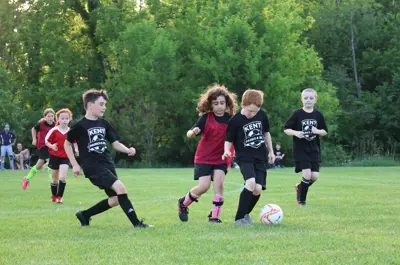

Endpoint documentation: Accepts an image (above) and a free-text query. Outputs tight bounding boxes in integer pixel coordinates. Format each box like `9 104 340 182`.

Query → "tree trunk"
350 8 361 97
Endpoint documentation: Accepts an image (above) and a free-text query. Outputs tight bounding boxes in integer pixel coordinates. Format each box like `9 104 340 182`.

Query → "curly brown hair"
196 84 238 116
241 89 264 107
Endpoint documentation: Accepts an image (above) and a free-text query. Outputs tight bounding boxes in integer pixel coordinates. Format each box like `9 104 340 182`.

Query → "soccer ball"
259 204 283 225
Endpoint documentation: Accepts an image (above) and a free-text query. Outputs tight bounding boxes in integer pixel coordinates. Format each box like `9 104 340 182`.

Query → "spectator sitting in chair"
274 143 285 168
14 143 30 170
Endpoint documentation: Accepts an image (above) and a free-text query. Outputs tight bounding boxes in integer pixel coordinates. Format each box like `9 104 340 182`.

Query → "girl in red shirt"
22 109 55 190
178 84 237 223
45 108 77 203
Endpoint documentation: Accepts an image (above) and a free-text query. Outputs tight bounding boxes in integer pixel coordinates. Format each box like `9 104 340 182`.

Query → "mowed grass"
0 167 399 265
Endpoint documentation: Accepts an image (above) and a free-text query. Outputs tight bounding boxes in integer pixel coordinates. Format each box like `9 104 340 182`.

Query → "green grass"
1 167 399 264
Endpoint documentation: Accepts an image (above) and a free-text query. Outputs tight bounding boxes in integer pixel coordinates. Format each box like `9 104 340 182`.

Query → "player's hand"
268 152 276 164
72 165 81 177
295 131 304 139
192 127 201 135
127 147 136 156
51 143 58 151
221 150 232 160
32 139 37 146
311 127 319 134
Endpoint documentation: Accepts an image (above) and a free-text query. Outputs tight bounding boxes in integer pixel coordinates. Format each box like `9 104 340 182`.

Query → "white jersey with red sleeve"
45 126 69 158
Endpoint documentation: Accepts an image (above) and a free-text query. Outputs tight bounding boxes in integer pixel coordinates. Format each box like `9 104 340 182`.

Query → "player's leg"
178 164 212 222
209 168 225 223
50 169 59 202
56 163 69 203
234 162 256 225
22 147 48 189
246 163 266 219
297 162 312 205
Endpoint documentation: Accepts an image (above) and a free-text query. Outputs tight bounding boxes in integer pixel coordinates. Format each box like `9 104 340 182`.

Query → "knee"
109 196 119 207
199 182 211 193
253 185 262 196
113 181 127 194
245 179 256 192
311 173 319 182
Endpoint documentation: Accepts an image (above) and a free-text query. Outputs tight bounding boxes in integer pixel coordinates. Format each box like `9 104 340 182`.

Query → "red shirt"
37 121 54 149
45 126 69 158
195 112 230 165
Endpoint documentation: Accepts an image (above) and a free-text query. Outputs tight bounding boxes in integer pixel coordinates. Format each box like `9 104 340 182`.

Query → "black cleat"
297 201 307 206
178 197 189 222
134 219 154 229
76 211 91 226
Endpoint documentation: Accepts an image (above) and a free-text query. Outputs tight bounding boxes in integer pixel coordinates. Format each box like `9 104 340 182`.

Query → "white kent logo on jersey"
243 121 265 149
302 119 317 141
87 127 107 153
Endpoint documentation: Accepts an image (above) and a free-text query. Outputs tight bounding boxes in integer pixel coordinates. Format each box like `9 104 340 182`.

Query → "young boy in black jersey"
64 89 153 228
222 89 275 226
284 88 328 206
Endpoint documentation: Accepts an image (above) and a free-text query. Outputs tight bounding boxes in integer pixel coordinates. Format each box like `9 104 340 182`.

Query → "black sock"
57 181 66 197
118 194 140 226
308 180 315 187
83 199 111 219
235 188 253 221
299 178 310 202
247 194 261 214
50 183 58 196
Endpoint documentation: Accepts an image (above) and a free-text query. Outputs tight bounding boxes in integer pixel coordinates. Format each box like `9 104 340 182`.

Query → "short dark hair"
82 89 109 110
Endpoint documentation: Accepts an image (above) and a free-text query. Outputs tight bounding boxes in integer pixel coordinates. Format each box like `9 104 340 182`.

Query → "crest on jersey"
302 119 317 141
243 121 265 149
87 127 107 153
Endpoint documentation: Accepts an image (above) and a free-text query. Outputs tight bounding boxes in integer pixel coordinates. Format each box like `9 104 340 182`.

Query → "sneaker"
233 218 251 227
76 211 91 226
22 176 30 190
56 197 63 204
178 197 189 222
295 183 300 202
51 196 57 203
244 214 253 225
134 219 154 229
297 201 307 206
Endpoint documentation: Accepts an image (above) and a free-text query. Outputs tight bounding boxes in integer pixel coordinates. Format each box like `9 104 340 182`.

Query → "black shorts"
295 161 320 173
86 167 118 197
38 147 50 160
48 155 69 170
194 163 227 180
238 161 267 190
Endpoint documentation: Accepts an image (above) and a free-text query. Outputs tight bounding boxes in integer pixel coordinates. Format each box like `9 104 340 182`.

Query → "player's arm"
312 127 327 136
65 139 81 176
73 142 79 156
187 114 206 139
31 127 37 146
222 141 233 160
264 132 275 164
111 141 136 156
45 129 57 150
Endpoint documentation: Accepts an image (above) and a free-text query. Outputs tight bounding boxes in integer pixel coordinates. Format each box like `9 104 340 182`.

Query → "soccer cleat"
178 197 189 222
51 196 57 203
207 212 222 223
233 218 251 227
244 214 253 225
134 219 154 229
208 218 223 223
76 211 91 226
56 197 63 204
295 183 300 202
297 201 307 206
22 176 30 190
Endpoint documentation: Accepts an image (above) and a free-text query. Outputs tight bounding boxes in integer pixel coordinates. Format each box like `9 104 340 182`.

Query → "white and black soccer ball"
260 204 283 225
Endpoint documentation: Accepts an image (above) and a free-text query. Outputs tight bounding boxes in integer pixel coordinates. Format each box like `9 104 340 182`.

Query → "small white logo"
128 208 134 213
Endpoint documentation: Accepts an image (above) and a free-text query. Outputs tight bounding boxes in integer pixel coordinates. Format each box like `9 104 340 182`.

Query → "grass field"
0 167 399 265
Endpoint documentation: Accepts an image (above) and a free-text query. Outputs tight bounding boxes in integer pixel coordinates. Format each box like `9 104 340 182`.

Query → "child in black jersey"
65 89 153 228
284 88 328 206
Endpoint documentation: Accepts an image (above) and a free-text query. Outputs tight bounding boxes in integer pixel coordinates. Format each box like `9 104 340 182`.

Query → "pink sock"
211 194 224 219
183 192 199 207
